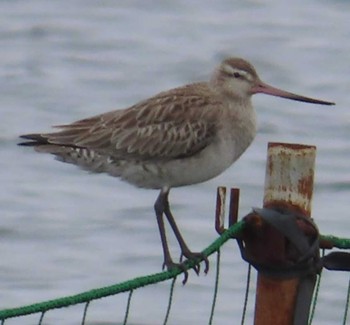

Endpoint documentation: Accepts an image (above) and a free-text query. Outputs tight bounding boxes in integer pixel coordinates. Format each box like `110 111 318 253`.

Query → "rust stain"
255 276 299 325
264 200 310 218
297 172 314 201
268 142 316 151
229 188 240 226
280 185 288 192
268 154 274 175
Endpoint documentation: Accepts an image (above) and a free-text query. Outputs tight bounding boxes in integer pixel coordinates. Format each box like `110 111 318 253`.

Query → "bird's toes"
181 270 189 285
163 259 189 284
203 255 210 274
192 263 200 275
162 252 209 284
182 251 209 275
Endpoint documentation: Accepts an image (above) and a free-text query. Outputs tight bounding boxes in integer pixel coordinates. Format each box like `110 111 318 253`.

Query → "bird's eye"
233 72 241 78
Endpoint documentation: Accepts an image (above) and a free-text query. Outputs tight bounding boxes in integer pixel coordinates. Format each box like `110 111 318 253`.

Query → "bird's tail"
18 133 123 176
18 133 50 146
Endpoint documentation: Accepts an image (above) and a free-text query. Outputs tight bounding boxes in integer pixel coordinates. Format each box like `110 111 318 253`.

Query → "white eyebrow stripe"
222 64 253 81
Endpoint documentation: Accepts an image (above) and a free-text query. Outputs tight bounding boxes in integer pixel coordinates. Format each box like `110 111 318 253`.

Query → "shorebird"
19 57 334 282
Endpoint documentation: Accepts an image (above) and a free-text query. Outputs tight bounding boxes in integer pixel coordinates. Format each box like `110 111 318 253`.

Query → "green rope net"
0 220 349 323
0 221 245 321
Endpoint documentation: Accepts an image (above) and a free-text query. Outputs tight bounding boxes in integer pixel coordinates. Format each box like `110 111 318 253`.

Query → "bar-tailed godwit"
19 57 334 282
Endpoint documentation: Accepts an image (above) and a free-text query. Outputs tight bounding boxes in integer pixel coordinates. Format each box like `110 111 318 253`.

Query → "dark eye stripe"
221 69 242 78
221 67 250 80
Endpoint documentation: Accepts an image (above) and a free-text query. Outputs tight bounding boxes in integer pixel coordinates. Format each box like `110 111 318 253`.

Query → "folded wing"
19 85 221 163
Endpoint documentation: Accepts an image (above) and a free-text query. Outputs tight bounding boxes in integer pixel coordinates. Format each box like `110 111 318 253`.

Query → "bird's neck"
223 98 257 155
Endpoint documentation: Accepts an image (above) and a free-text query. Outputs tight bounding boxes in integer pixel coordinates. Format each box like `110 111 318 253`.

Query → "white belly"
119 126 256 189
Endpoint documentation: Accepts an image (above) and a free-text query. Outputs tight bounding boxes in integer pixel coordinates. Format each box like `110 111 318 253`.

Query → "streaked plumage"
19 57 334 282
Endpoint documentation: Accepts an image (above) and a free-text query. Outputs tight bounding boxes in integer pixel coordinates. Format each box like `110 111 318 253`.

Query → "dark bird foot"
180 251 209 275
163 259 190 284
163 252 209 284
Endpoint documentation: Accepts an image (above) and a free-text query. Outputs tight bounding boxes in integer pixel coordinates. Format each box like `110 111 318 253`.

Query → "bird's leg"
154 189 189 284
161 191 209 275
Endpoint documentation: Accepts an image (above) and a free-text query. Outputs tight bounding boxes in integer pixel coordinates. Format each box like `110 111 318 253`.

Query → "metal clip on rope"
237 207 321 278
236 207 350 325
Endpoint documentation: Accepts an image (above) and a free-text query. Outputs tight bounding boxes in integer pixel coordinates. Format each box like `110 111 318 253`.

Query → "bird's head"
211 58 258 100
211 57 335 106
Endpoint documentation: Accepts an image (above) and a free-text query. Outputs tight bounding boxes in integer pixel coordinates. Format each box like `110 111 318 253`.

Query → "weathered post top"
264 142 316 216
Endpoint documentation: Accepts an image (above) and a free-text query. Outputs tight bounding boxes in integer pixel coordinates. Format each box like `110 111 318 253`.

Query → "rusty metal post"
254 142 316 325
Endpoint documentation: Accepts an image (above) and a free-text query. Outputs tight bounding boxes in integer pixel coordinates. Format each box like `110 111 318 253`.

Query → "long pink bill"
252 81 335 106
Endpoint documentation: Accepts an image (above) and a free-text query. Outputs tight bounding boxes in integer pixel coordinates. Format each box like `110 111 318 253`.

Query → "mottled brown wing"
24 84 221 161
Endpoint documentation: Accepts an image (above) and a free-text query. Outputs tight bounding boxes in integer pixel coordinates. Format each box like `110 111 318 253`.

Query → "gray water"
1 1 350 324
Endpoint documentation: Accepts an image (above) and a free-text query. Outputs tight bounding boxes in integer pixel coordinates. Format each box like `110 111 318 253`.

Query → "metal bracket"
215 187 240 234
